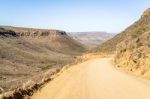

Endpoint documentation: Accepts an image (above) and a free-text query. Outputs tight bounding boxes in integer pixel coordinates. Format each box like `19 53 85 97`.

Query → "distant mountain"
68 32 115 48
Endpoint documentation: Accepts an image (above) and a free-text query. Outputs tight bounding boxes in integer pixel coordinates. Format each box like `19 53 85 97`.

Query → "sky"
0 0 150 33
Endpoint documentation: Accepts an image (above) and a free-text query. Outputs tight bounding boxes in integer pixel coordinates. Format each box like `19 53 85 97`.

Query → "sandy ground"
32 57 150 99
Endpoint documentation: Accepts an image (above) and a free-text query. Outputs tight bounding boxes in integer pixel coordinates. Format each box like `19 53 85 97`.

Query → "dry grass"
114 8 150 80
0 26 86 94
93 8 150 53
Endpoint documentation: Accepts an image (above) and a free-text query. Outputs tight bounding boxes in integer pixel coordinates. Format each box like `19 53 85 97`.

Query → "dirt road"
32 57 150 99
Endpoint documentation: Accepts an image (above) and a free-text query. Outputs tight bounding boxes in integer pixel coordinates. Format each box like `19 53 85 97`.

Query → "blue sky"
0 0 150 33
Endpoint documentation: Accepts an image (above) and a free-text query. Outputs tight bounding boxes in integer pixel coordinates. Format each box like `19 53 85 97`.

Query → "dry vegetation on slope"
0 26 86 93
93 8 150 53
114 8 150 79
91 8 150 80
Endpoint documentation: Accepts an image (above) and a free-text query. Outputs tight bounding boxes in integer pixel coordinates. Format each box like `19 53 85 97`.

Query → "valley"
0 26 86 93
68 32 115 48
0 5 150 99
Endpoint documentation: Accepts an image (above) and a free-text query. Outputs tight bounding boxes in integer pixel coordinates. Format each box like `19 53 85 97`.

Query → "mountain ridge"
68 32 115 48
93 8 150 53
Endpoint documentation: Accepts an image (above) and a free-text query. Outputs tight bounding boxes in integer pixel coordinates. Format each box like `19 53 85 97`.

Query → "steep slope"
0 26 86 92
94 8 150 53
68 32 115 48
114 8 150 79
115 31 150 79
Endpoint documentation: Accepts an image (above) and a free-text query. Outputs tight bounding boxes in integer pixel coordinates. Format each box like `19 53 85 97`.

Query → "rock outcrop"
0 26 66 37
0 28 17 37
114 8 150 79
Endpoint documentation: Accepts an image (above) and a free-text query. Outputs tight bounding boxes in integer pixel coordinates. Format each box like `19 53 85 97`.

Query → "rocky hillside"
115 8 150 79
68 32 115 48
0 26 86 92
94 8 150 53
0 26 85 55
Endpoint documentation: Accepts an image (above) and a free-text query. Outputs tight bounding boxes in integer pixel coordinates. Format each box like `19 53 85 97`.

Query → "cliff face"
0 28 17 37
115 8 150 79
0 26 66 37
16 30 66 37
